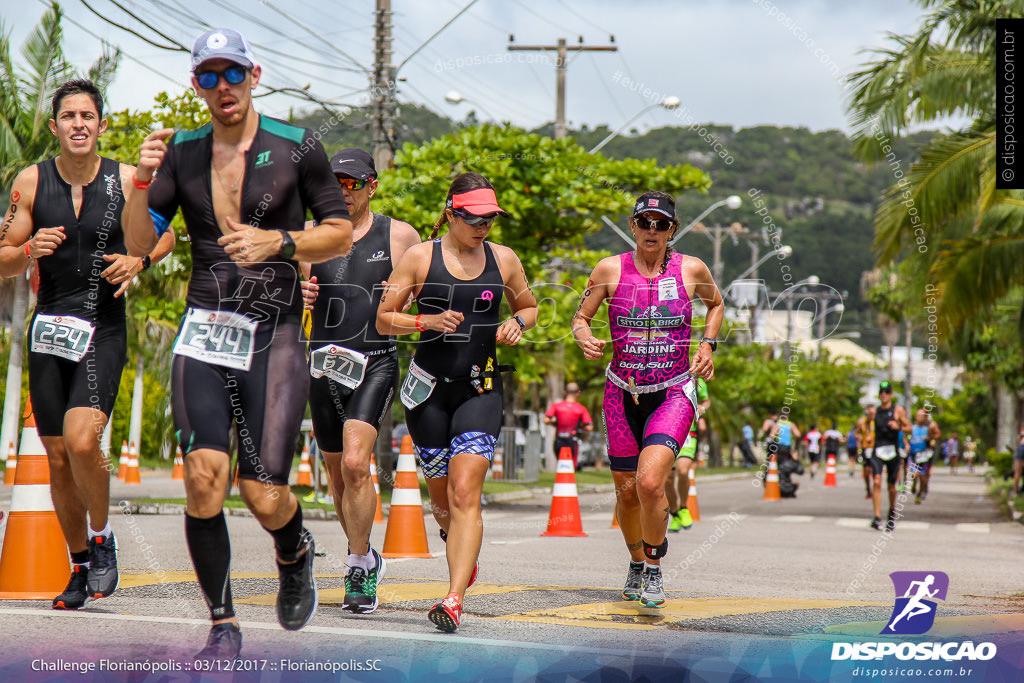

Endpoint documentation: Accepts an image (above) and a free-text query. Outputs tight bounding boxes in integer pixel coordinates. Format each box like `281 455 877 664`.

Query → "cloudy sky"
6 0 927 134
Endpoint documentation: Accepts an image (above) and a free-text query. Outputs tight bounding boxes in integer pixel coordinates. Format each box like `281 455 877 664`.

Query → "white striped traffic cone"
296 445 313 486
541 447 587 537
371 454 384 523
125 440 141 484
116 440 129 480
3 440 16 486
381 436 431 558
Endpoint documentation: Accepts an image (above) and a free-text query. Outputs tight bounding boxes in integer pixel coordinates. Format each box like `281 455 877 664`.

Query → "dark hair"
52 79 104 120
632 190 680 274
430 172 494 240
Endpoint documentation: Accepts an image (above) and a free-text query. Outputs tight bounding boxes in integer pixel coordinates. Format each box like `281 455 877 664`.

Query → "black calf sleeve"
266 504 305 559
185 512 234 620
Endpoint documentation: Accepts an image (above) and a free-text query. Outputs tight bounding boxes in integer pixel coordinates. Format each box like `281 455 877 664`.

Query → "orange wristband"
415 314 425 332
132 172 152 190
25 242 32 259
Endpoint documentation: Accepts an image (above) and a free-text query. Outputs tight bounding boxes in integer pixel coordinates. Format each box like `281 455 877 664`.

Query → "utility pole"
372 0 395 170
508 38 616 139
693 222 762 287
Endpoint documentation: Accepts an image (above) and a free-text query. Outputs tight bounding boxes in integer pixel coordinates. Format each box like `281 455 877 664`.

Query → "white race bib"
172 308 257 371
30 314 95 362
658 277 679 301
309 344 368 390
915 448 934 464
400 360 437 410
874 444 898 462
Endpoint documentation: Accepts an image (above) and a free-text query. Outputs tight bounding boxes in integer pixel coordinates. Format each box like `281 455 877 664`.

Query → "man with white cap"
123 28 352 659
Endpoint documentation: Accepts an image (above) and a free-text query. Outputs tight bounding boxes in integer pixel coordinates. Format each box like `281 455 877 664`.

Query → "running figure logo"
881 571 949 635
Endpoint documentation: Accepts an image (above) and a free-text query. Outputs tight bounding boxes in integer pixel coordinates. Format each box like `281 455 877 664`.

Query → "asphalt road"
0 465 1021 682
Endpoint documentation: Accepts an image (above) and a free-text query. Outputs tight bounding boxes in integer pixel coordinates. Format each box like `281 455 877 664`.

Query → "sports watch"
514 315 527 331
700 337 718 352
276 230 296 259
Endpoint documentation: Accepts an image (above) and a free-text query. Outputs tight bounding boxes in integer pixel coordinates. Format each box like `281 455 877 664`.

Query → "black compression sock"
70 549 89 565
266 504 305 559
185 512 234 620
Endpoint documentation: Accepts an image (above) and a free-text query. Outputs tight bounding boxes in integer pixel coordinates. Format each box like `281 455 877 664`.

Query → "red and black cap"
633 192 675 219
447 187 509 217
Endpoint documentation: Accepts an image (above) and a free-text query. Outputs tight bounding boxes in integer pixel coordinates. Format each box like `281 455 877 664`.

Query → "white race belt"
30 314 95 362
310 344 368 390
172 308 257 371
400 360 437 410
874 444 899 462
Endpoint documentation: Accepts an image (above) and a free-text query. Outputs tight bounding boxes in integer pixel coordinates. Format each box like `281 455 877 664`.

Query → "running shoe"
428 595 462 633
87 533 118 598
870 516 882 530
622 561 644 600
53 565 89 610
915 494 922 505
667 512 682 533
678 508 694 530
886 509 896 532
276 532 317 630
344 548 387 614
195 622 242 660
639 565 666 608
896 484 906 493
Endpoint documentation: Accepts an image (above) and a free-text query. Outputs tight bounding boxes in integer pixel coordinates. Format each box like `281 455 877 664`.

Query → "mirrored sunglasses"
195 66 248 90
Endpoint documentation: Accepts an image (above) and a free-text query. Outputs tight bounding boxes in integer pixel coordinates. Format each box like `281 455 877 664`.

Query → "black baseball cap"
879 381 894 394
330 148 377 180
633 192 675 219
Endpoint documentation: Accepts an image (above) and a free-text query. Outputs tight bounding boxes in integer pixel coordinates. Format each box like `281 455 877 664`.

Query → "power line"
586 51 627 122
257 0 369 74
510 0 578 35
554 0 615 36
79 0 185 51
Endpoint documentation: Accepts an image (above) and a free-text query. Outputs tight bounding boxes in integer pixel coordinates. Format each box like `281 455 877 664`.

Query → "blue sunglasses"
195 66 248 90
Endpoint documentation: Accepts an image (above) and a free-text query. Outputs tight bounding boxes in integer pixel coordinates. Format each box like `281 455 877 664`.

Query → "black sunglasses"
195 66 248 90
635 215 674 232
453 209 497 227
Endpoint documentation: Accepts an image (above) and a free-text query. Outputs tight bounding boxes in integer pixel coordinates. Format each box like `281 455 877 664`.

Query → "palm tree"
846 0 1024 454
0 2 119 456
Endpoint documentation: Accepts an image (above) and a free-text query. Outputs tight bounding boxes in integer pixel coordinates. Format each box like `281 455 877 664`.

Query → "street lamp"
444 90 499 123
782 275 820 356
672 195 742 243
731 244 792 282
588 96 680 154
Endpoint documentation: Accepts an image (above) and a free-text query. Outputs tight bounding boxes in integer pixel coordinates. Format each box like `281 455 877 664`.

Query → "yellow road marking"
236 581 540 607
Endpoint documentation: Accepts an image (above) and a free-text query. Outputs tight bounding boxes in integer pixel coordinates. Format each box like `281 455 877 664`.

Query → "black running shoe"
886 508 896 532
276 532 317 630
870 517 882 530
195 623 242 660
87 534 118 598
53 565 89 610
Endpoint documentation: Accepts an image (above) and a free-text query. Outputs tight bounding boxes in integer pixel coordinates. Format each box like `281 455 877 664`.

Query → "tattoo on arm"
0 203 17 244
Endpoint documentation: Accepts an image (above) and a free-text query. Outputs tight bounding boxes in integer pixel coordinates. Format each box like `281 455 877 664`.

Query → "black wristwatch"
276 230 296 259
141 255 151 271
514 315 527 331
700 337 718 352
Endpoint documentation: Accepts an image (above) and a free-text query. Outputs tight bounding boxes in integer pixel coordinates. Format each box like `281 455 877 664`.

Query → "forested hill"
292 105 936 336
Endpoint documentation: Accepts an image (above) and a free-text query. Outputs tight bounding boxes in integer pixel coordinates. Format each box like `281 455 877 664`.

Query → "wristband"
25 242 32 259
132 172 152 190
415 314 426 332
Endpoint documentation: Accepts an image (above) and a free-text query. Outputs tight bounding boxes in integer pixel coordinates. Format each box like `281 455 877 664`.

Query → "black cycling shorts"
171 319 308 486
870 447 902 485
28 315 127 437
406 376 503 479
553 436 579 461
309 351 398 453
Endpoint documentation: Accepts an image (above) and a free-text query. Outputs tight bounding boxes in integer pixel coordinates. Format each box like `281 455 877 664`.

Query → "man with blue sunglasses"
123 28 352 661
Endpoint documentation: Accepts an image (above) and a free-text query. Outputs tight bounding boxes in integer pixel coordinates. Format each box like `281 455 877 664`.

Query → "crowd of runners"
0 26 976 661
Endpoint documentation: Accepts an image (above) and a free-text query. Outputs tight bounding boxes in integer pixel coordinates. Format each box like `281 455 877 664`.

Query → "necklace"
213 164 243 194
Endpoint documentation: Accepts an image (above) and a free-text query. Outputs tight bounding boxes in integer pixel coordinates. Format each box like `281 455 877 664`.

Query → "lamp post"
782 275 819 357
588 96 680 154
444 90 499 123
673 195 742 243
725 245 792 344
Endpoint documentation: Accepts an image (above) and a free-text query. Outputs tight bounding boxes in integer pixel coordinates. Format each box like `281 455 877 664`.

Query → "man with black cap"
866 381 911 530
123 28 352 659
303 147 419 614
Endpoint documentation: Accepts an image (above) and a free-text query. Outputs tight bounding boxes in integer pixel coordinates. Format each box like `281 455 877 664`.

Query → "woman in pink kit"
571 191 724 608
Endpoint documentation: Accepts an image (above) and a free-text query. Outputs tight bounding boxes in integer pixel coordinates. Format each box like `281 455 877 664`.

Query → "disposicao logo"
831 571 997 662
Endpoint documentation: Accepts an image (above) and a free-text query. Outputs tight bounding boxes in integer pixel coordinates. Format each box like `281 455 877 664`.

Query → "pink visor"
450 188 509 217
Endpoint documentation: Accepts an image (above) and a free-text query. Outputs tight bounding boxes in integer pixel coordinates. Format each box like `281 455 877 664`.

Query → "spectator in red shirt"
544 383 594 469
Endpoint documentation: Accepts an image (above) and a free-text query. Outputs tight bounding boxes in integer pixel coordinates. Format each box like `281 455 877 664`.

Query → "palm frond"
20 2 71 140
873 126 994 261
86 41 120 97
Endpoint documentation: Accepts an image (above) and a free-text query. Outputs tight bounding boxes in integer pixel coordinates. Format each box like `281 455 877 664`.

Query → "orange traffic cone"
296 445 313 486
381 436 431 558
823 453 838 487
124 440 141 484
762 453 781 501
171 447 184 480
3 441 16 486
491 446 504 480
0 400 71 598
116 440 129 480
686 468 701 522
371 454 384 523
610 510 619 529
541 447 587 537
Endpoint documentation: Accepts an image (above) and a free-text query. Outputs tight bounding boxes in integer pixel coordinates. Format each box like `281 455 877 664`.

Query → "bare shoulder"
679 254 711 275
9 166 39 208
390 218 421 244
590 254 621 285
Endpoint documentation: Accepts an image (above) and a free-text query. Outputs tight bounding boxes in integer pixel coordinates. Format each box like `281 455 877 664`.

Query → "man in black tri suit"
122 29 352 659
0 79 174 610
867 381 910 531
303 148 419 614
